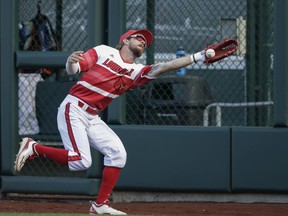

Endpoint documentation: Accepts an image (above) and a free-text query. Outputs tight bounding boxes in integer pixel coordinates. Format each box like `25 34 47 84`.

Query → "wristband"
190 54 197 64
193 51 205 62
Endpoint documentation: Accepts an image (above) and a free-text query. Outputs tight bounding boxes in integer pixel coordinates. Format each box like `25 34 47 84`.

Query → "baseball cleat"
89 201 127 215
14 137 38 172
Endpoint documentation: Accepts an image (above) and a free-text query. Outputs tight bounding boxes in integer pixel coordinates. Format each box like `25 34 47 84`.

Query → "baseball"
206 49 215 58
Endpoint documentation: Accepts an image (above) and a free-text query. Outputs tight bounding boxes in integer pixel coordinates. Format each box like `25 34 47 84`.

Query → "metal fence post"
258 1 273 126
86 0 107 178
273 0 288 127
247 0 273 126
0 0 18 175
106 0 127 125
146 0 155 65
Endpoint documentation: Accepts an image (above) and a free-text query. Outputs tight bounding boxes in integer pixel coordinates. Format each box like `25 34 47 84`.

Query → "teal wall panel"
111 125 230 192
232 127 288 192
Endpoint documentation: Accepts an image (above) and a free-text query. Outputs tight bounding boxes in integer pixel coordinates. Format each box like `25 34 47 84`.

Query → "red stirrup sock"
34 144 69 166
96 166 121 204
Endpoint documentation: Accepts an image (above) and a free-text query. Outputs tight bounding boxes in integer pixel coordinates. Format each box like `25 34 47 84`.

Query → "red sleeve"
79 48 98 72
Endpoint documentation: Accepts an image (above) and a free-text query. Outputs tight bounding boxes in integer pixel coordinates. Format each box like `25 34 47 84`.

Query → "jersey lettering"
103 58 134 76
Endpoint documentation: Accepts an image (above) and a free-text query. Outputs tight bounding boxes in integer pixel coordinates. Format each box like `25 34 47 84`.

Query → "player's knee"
68 155 92 171
115 146 127 168
78 158 92 170
104 146 127 168
112 147 127 168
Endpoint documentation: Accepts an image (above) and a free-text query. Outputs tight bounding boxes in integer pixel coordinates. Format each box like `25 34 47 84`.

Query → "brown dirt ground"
1 195 288 216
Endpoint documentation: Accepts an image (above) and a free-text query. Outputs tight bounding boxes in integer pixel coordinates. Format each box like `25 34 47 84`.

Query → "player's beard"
129 44 144 58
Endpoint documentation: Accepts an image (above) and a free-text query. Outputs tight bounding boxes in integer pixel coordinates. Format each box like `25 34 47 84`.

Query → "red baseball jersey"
69 45 155 110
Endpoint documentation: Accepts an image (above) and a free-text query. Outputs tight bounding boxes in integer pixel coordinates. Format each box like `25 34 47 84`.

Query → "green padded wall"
111 125 230 192
232 127 288 192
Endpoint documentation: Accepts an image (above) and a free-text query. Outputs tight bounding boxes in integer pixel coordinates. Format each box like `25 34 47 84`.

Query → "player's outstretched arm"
148 38 238 77
148 50 205 77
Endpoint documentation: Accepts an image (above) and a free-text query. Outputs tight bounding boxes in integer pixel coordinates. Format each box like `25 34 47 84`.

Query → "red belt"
78 101 98 115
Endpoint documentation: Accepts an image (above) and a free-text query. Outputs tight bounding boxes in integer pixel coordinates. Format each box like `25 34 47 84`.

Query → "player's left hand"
69 51 85 64
204 39 238 64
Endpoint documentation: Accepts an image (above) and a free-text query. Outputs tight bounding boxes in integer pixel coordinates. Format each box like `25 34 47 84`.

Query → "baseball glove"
204 38 238 64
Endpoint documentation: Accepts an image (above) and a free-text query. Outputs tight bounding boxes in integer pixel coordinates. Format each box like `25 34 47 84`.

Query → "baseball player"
15 29 209 215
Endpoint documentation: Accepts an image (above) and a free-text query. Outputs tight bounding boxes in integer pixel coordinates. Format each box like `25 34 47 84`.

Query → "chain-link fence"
18 0 87 135
17 0 274 176
18 0 88 177
126 0 273 127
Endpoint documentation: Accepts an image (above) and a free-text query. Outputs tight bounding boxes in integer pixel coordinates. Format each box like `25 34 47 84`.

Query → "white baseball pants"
57 95 127 171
